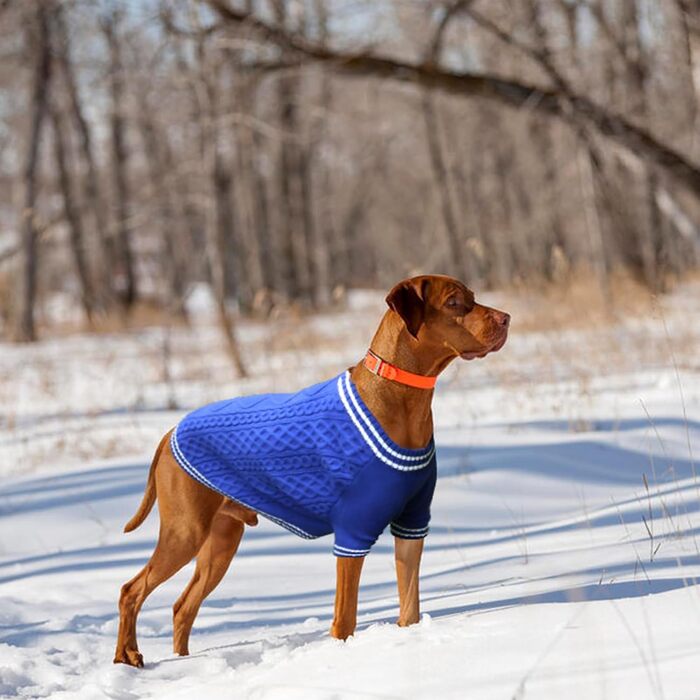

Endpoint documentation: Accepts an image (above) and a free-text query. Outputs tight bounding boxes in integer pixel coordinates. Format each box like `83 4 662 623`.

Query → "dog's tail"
124 430 170 533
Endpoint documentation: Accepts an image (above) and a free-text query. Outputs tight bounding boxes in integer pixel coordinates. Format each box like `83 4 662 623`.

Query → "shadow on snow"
0 416 697 650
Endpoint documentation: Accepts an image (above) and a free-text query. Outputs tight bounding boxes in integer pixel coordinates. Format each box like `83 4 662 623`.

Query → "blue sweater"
171 371 436 557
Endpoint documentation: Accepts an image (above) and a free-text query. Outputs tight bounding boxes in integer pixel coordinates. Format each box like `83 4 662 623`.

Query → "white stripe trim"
391 531 428 539
170 428 317 540
390 523 429 533
333 547 369 557
337 377 435 472
390 524 429 539
343 372 433 462
334 544 371 554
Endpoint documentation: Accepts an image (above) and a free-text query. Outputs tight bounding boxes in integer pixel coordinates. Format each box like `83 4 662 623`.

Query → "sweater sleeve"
331 456 438 556
390 463 437 540
331 467 395 557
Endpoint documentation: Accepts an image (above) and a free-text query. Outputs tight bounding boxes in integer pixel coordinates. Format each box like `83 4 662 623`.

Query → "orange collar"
363 350 437 390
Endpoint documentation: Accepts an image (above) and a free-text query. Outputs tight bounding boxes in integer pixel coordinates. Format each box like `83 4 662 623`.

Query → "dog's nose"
494 311 510 327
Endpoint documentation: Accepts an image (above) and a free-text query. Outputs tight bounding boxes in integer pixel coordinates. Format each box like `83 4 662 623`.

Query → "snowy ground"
1 285 700 699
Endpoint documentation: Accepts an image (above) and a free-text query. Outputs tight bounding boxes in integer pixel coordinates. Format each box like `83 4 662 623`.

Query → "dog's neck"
350 311 457 449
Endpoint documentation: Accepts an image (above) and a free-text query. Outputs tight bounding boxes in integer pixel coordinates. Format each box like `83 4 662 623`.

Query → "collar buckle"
365 349 384 375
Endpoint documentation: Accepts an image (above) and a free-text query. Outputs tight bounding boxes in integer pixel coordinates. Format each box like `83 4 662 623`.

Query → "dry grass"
39 299 191 337
504 268 656 333
4 268 698 353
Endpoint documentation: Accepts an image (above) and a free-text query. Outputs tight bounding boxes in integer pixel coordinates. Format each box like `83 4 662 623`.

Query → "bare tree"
49 93 96 324
16 1 52 342
101 7 137 311
53 4 113 309
192 7 248 377
205 0 700 198
306 0 334 305
271 0 312 304
134 81 190 321
4 0 700 344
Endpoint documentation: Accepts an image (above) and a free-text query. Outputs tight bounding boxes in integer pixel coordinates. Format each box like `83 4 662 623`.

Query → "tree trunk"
276 78 306 302
421 90 466 278
624 0 666 290
309 71 333 306
190 15 248 378
136 95 189 321
237 0 273 312
305 0 333 306
250 119 274 301
54 4 113 309
49 97 96 325
17 1 52 342
230 79 265 312
299 139 318 305
524 1 568 278
675 0 700 155
273 0 311 304
102 9 137 311
211 146 248 377
484 110 517 285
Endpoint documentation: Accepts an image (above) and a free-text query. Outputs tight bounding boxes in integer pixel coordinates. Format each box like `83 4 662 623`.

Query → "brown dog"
113 274 509 667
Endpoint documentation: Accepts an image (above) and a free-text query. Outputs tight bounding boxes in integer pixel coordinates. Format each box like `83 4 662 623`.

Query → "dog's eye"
445 296 464 310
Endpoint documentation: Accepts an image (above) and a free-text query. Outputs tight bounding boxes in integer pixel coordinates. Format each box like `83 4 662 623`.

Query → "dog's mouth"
460 331 508 360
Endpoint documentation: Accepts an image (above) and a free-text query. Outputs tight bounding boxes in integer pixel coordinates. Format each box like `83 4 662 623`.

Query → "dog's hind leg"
172 509 245 656
114 443 223 667
114 527 206 667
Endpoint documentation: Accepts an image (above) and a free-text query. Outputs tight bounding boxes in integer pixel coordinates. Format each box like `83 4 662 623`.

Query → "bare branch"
425 0 477 65
204 0 700 197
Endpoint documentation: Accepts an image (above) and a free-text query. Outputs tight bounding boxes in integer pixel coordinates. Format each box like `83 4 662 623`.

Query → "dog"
113 274 509 667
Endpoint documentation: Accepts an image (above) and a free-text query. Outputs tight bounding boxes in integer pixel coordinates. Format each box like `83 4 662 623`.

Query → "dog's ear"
385 278 429 339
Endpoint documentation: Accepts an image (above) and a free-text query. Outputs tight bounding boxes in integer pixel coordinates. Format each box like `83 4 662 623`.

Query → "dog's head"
386 275 509 360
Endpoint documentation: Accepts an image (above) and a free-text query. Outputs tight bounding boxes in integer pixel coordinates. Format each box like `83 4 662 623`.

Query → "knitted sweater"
170 371 437 557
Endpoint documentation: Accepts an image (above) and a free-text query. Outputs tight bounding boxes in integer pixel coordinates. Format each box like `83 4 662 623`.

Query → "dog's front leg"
330 556 364 640
394 537 424 626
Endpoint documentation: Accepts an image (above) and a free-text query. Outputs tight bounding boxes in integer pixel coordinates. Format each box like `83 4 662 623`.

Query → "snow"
1 285 700 699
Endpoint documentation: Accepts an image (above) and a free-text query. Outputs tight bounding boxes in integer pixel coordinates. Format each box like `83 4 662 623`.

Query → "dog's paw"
113 648 144 668
396 614 420 627
330 624 354 641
